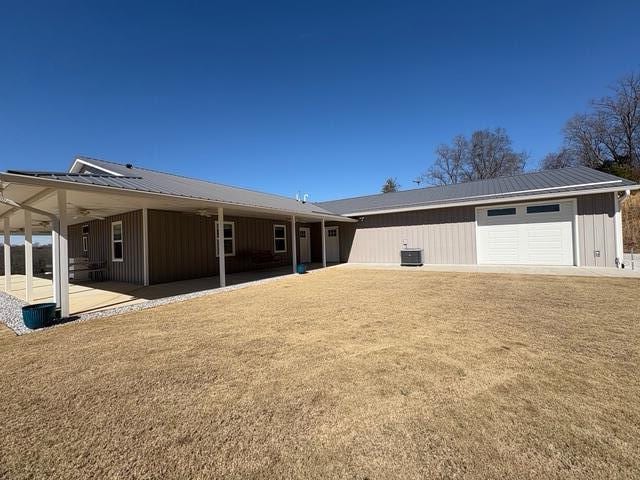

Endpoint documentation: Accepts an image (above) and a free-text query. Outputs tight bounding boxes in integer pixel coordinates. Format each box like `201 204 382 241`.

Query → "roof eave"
338 185 640 217
0 172 356 223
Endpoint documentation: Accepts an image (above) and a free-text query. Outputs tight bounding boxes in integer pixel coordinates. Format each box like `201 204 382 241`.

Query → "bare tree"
423 128 527 185
466 128 527 180
593 72 640 166
381 177 400 193
555 71 640 177
539 148 578 170
426 135 468 185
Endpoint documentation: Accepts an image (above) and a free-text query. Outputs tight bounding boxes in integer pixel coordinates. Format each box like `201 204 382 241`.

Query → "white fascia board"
0 172 356 223
341 184 640 217
69 158 124 176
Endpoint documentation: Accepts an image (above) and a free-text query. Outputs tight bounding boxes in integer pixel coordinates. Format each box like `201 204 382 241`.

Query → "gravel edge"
0 291 29 335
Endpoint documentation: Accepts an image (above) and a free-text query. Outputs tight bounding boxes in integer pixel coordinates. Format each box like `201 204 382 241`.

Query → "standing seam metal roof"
317 167 637 215
7 157 341 217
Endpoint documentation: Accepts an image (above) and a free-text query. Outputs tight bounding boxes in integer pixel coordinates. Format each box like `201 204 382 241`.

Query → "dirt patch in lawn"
1 268 639 479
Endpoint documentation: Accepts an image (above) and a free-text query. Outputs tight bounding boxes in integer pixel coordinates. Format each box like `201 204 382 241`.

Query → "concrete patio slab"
1 264 330 316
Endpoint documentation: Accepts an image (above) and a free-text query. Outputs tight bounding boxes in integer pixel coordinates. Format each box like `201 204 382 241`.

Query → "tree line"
0 245 52 276
381 71 640 193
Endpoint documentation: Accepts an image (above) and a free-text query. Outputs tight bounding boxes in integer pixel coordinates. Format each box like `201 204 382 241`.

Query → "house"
319 167 639 268
0 157 638 318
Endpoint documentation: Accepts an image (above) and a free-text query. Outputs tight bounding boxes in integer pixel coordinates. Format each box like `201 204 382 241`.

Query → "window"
327 228 337 237
82 236 88 253
215 221 235 257
82 224 89 235
487 207 516 217
526 204 560 214
273 224 287 253
111 221 123 262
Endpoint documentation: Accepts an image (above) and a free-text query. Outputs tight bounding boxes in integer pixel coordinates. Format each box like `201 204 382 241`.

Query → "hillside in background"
623 192 640 253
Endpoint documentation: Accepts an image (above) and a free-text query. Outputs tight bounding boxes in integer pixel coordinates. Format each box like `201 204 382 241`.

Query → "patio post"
3 216 10 293
24 210 33 303
142 208 149 286
217 207 226 288
321 218 327 268
57 190 70 318
291 215 297 273
52 221 60 306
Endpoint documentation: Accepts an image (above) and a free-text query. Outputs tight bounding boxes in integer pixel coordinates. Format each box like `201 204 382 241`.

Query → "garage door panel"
477 201 574 266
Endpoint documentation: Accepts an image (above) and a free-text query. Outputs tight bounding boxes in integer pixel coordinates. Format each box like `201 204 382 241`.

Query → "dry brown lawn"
1 268 639 479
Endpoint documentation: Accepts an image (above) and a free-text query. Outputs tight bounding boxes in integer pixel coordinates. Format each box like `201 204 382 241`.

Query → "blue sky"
1 0 639 207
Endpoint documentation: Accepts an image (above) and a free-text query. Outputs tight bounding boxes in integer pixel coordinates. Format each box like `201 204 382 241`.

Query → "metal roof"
318 167 638 215
3 159 637 220
3 156 344 219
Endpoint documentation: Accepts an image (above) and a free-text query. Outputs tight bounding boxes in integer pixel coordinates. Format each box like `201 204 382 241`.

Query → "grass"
1 267 639 479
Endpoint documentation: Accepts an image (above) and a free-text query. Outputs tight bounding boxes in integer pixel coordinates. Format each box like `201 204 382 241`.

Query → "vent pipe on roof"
125 163 133 169
295 192 309 204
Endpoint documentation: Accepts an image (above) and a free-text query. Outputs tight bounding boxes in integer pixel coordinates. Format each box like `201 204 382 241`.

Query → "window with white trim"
111 221 123 262
82 236 88 253
273 224 287 253
215 221 235 257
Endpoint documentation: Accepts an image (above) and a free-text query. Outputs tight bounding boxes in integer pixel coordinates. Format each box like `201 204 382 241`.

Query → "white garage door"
476 201 575 266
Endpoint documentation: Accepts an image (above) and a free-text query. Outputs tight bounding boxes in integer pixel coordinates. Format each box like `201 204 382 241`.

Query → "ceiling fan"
72 207 105 220
183 209 214 218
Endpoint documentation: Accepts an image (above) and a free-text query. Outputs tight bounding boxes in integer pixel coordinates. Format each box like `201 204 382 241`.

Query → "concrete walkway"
339 263 640 278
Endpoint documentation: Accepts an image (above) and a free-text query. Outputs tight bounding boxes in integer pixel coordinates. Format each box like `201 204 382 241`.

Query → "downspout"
614 189 631 268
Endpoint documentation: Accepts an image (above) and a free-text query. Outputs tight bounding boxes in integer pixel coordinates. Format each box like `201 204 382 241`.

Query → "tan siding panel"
341 206 476 264
577 193 616 267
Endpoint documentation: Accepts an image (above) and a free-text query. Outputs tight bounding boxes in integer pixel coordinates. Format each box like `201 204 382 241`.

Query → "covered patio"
0 158 353 321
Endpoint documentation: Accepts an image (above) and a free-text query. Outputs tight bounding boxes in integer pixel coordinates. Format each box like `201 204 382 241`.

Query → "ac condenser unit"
400 248 423 266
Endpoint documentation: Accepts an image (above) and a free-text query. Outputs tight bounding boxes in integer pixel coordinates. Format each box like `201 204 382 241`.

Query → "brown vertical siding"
577 192 616 267
147 210 296 284
337 206 477 264
68 210 144 284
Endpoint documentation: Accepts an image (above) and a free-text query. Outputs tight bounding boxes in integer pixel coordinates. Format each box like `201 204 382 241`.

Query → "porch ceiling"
0 180 353 232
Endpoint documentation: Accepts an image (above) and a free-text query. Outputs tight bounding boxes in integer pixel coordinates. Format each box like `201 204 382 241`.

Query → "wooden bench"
248 250 281 266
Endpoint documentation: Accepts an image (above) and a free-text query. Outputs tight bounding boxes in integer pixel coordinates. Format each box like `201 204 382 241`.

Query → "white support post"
291 215 297 273
217 207 226 288
321 218 327 268
57 190 70 317
24 211 33 303
142 208 149 286
52 223 60 305
3 217 10 293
